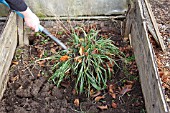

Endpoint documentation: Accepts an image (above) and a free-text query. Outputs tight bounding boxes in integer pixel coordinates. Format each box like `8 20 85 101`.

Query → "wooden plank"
0 12 17 100
23 25 30 45
144 0 166 52
25 0 128 16
0 17 7 21
129 0 169 113
17 16 24 46
39 15 126 21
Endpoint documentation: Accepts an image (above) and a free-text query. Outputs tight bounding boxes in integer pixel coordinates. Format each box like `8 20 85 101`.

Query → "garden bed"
0 19 145 113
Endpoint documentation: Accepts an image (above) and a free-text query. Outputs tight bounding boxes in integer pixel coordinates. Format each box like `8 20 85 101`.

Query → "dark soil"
0 20 145 113
0 21 5 34
150 0 170 105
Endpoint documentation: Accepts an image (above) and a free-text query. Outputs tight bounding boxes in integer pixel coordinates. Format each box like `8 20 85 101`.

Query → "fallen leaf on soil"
38 50 44 58
162 83 170 89
111 102 117 108
84 52 88 56
50 48 56 53
95 95 105 102
162 76 168 83
79 38 84 42
120 85 132 95
97 105 108 110
106 61 115 68
91 91 101 97
12 61 19 65
90 89 94 96
11 75 19 82
37 60 46 67
110 93 116 99
74 56 82 63
123 37 129 42
79 46 85 56
108 84 116 95
165 95 170 102
103 34 108 39
60 55 70 61
92 48 99 54
74 99 79 107
108 84 114 93
37 72 41 77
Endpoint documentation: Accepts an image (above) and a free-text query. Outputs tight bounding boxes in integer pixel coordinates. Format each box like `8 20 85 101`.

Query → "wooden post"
0 12 18 100
129 0 169 112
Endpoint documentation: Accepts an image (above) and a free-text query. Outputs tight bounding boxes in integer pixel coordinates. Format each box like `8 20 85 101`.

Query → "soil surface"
0 20 145 113
150 0 170 105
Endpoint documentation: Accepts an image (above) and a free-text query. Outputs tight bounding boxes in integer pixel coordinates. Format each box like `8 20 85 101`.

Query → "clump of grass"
49 27 124 94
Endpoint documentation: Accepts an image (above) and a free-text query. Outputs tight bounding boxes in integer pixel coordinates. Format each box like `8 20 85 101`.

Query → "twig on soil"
69 105 84 113
55 19 72 38
119 96 125 104
26 67 34 77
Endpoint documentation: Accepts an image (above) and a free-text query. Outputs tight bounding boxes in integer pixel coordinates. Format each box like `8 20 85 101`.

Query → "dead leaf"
38 50 44 58
97 105 108 110
74 56 82 63
111 102 117 108
50 48 56 53
162 76 168 83
110 93 116 99
79 46 85 56
92 48 99 54
74 99 79 107
60 55 70 61
84 52 88 56
120 85 132 95
90 89 94 96
79 38 84 42
37 60 46 67
162 83 170 89
37 72 41 77
108 84 115 93
12 61 19 65
107 61 114 68
91 91 101 97
103 34 108 39
11 75 19 82
95 95 105 102
123 37 129 41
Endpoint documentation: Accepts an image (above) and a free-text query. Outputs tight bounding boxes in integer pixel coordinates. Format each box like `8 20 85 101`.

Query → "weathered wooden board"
25 0 128 17
0 12 17 100
127 0 169 113
142 0 166 52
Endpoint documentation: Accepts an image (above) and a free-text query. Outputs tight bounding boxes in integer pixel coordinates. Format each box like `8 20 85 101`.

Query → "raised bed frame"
0 0 169 113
